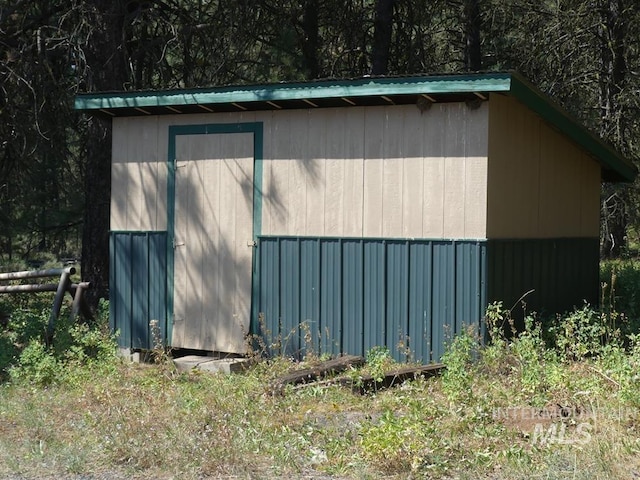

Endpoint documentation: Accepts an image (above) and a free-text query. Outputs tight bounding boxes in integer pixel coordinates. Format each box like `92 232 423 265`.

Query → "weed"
359 409 427 473
365 346 393 383
486 300 516 342
441 325 478 404
549 305 616 361
149 319 172 367
510 316 553 405
299 320 317 361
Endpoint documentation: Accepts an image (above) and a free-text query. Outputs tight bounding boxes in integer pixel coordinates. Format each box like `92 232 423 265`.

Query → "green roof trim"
74 72 636 182
74 73 512 111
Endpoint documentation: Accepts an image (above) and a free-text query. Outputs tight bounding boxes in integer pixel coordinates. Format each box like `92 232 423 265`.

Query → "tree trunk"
371 0 394 75
80 1 130 306
463 0 482 71
81 119 111 305
598 0 628 258
301 0 320 79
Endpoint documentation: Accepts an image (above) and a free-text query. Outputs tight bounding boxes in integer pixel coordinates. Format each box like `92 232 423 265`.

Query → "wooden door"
172 132 254 353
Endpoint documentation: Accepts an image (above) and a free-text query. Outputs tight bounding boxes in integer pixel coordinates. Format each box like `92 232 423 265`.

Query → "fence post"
46 269 73 345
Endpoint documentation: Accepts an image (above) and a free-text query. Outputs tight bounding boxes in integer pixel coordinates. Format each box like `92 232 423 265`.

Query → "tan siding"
172 132 253 352
491 98 541 238
382 110 404 237
116 105 489 241
538 127 582 237
111 116 163 231
362 109 385 237
342 108 365 237
289 112 309 235
257 104 488 239
422 107 446 237
464 104 490 239
487 94 601 238
324 109 347 236
443 105 466 238
443 158 465 238
303 111 326 236
580 153 601 236
402 107 425 237
110 117 129 231
259 115 274 235
267 113 294 234
463 157 488 238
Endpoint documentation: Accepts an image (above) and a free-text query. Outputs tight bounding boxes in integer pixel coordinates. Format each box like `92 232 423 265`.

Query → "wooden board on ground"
346 363 445 394
269 355 365 395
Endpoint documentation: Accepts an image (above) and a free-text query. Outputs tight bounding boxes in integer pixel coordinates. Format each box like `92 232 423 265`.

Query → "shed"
75 72 636 362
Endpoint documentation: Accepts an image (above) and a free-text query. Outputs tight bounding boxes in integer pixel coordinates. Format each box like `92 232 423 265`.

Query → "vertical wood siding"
487 95 600 239
260 104 489 240
256 236 487 363
111 117 167 231
112 104 488 240
171 132 254 352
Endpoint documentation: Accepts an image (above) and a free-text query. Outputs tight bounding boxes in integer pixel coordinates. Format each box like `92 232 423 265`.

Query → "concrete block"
173 355 253 374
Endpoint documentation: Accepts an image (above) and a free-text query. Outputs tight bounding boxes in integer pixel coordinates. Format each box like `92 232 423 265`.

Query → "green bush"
365 346 393 383
481 303 558 405
9 339 60 385
2 298 118 386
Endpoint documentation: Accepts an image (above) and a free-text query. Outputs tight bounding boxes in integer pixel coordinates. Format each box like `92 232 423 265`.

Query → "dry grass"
0 351 639 480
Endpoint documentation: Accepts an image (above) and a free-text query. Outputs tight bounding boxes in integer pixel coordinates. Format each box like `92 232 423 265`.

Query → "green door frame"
166 122 264 346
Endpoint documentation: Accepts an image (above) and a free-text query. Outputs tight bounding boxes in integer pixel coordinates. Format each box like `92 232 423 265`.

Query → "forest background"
1 0 639 306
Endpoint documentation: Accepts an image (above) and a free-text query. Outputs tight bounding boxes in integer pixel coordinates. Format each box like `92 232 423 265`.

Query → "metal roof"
75 72 636 182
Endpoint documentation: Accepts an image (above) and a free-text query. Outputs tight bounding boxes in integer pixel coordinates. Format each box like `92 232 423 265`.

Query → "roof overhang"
75 72 636 182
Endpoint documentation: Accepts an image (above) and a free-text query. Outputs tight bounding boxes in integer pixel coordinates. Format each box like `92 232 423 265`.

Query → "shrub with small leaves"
549 305 611 360
9 339 60 385
441 326 478 404
4 298 118 386
366 346 393 383
359 409 428 473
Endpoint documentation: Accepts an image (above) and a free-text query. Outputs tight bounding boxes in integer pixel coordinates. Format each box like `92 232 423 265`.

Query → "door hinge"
173 240 185 249
247 240 257 247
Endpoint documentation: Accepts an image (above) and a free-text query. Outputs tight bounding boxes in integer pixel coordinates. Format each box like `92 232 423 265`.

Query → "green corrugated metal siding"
343 239 363 357
256 236 487 362
107 232 596 357
408 242 432 364
109 231 168 350
364 241 385 355
321 240 342 356
486 238 599 328
386 242 409 359
300 238 320 357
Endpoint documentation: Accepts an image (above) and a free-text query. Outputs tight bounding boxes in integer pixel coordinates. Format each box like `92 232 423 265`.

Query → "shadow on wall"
170 132 255 353
111 103 489 355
